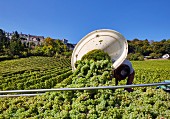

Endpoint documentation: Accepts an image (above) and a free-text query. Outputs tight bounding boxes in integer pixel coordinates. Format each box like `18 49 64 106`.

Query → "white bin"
71 29 128 71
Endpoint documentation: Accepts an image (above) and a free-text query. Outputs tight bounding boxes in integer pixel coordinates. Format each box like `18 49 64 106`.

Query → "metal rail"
0 93 44 97
0 82 170 95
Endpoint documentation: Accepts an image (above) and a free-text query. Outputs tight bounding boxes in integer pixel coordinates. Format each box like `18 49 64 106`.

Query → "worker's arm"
127 71 135 85
114 71 125 85
113 70 122 85
125 71 135 92
115 78 119 85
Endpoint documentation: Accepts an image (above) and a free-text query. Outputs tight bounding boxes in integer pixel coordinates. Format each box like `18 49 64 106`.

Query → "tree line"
127 39 170 60
0 29 72 61
0 28 170 61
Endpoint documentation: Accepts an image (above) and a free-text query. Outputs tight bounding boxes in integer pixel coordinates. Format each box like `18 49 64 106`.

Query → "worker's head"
114 64 130 80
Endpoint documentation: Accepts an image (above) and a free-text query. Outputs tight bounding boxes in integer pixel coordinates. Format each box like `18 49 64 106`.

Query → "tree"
127 40 135 54
44 37 55 47
127 53 144 61
164 42 170 54
11 31 19 41
55 39 65 53
162 39 170 54
141 39 152 56
149 53 161 59
9 31 23 56
0 29 9 53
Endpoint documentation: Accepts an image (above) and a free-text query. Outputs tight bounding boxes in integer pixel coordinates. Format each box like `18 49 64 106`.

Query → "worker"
113 59 135 92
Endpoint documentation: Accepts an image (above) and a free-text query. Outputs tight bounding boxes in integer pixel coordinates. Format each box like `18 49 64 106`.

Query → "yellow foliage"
44 37 54 47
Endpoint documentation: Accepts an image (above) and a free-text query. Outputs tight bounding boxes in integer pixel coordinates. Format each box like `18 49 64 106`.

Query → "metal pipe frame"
0 82 169 95
0 93 44 98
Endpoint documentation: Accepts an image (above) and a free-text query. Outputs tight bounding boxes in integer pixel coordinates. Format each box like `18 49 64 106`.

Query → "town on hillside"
5 31 76 50
0 29 76 60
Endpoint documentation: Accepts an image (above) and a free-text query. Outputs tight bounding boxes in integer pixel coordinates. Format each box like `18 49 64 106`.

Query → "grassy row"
0 56 71 75
0 56 72 90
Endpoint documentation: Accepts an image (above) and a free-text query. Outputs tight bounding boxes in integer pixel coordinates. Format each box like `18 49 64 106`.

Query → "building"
5 32 75 50
66 43 76 50
162 54 169 59
62 39 68 44
61 39 76 50
5 32 44 47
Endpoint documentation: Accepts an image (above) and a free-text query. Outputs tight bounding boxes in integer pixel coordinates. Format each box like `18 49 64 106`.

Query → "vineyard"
0 57 72 91
0 57 170 119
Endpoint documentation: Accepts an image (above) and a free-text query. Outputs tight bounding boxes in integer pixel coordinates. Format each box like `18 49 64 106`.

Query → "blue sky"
0 0 170 44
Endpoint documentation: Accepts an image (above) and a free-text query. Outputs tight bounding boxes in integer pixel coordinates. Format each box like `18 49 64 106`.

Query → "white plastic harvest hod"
71 29 128 71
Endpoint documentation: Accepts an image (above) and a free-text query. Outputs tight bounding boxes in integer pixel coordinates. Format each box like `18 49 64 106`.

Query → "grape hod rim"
71 29 128 71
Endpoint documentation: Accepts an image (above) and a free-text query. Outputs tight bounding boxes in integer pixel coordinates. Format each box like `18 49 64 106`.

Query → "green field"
0 57 72 90
0 57 170 119
133 60 170 84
